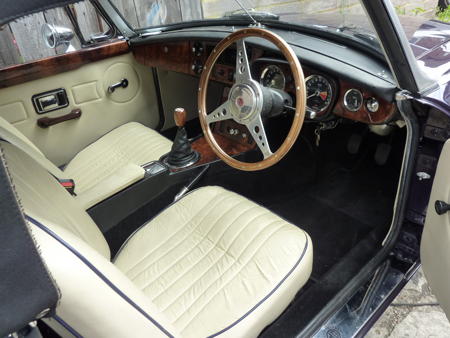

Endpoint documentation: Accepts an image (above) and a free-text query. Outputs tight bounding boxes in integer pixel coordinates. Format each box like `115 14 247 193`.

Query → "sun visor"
0 0 82 26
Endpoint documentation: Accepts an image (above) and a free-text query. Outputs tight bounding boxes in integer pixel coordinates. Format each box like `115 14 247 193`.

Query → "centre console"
88 112 255 234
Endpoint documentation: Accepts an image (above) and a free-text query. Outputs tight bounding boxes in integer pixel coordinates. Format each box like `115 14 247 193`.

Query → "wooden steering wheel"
198 28 306 171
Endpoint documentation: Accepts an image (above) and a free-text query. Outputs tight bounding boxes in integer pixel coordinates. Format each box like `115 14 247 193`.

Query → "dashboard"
252 59 396 124
132 38 397 125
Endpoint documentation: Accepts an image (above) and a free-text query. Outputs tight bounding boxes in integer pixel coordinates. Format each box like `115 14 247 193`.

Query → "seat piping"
92 185 310 337
206 232 309 338
53 314 82 338
25 215 174 338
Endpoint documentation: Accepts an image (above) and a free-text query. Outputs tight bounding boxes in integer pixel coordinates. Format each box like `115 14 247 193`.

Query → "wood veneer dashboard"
0 40 129 89
133 40 396 124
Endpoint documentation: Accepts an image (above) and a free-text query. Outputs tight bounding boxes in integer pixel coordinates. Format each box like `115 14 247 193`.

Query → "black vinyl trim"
0 0 82 26
207 233 310 337
25 215 174 338
53 314 82 338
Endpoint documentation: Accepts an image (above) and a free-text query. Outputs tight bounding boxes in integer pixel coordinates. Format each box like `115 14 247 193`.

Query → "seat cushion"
64 122 172 194
114 186 312 337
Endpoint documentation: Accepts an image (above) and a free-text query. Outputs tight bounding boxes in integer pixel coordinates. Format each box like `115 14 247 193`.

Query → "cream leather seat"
0 117 172 208
2 141 313 338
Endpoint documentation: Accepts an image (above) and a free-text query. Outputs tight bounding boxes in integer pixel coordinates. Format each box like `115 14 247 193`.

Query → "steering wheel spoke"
235 39 252 83
198 28 306 171
246 117 273 159
206 101 233 124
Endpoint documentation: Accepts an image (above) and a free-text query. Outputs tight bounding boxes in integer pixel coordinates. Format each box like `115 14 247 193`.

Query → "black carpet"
267 191 373 279
198 120 404 280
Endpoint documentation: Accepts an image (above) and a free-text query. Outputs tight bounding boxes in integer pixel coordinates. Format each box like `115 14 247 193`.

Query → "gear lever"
165 108 199 168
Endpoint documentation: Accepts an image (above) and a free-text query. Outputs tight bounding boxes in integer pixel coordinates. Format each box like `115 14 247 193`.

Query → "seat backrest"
0 117 63 178
1 141 178 337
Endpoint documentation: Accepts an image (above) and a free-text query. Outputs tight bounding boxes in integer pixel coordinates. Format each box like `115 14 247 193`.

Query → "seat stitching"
171 219 285 327
123 192 227 275
67 127 172 193
123 192 232 276
123 193 236 280
177 222 286 331
157 210 272 313
141 203 256 294
148 205 260 303
127 193 243 281
206 232 309 338
67 129 131 178
133 201 253 290
67 127 166 189
26 215 175 338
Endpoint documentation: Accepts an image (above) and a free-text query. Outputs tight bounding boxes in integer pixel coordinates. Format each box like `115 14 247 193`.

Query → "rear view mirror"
41 23 75 53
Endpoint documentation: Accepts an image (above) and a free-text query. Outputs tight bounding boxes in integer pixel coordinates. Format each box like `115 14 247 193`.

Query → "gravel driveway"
367 268 450 337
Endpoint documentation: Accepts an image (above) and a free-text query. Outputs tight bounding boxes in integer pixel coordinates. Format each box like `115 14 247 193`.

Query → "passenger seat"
0 117 172 208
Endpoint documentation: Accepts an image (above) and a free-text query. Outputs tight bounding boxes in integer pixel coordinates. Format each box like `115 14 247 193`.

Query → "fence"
0 0 438 69
0 0 203 68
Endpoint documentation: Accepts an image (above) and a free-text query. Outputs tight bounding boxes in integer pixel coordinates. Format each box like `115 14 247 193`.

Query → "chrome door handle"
108 78 128 93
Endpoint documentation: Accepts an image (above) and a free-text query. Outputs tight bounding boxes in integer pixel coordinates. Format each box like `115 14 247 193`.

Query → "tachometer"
260 65 286 90
305 75 333 114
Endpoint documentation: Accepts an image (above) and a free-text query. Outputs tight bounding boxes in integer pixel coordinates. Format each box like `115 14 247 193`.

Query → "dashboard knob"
306 109 317 119
191 60 203 75
192 42 204 57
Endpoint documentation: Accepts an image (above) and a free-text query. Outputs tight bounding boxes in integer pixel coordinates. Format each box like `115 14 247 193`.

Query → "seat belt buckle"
59 179 76 196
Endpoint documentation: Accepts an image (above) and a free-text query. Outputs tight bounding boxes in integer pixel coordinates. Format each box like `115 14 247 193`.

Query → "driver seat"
2 141 313 338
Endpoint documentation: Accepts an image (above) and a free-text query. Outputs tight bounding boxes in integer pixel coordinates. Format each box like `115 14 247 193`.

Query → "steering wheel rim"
198 28 306 171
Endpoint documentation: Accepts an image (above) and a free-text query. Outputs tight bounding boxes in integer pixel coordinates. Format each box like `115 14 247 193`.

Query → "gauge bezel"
259 65 286 90
305 74 333 113
343 89 363 112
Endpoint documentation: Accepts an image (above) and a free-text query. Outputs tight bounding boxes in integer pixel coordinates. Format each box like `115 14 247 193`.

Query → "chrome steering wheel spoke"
206 100 233 124
235 39 252 83
246 116 273 159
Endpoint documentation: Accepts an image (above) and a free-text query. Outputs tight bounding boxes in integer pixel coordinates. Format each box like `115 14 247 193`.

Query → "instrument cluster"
257 62 337 120
255 61 395 124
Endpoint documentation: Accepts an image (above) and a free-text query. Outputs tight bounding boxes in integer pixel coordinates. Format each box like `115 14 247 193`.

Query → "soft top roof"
0 0 81 25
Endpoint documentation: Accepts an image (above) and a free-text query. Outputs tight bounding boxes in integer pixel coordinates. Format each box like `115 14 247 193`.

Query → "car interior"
0 4 413 337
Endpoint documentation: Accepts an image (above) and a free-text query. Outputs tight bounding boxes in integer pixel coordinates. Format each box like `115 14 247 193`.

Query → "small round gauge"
305 75 333 114
344 89 363 112
260 65 286 90
366 97 379 113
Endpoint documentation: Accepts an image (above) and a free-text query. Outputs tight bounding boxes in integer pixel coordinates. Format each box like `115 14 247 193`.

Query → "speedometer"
305 75 333 114
260 65 286 90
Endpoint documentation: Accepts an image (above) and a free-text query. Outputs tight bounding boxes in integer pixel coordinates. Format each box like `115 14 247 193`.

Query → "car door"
0 2 161 166
421 139 450 319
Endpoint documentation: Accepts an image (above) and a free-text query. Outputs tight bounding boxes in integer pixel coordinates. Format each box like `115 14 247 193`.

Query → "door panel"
0 52 160 165
422 139 450 320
